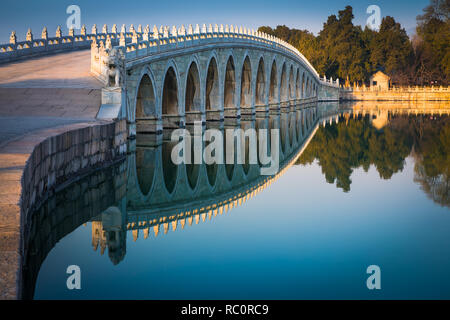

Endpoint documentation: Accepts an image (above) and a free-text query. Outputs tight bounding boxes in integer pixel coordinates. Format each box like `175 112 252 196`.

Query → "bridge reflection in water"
22 101 450 299
22 102 329 299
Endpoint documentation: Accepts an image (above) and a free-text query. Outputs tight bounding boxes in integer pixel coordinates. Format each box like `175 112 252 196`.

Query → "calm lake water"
23 102 450 299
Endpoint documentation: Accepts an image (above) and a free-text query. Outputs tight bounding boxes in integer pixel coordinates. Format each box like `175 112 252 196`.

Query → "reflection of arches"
206 57 220 111
296 111 303 140
302 109 307 132
280 115 287 154
240 56 252 108
206 162 218 187
186 143 200 189
280 63 288 102
136 74 156 118
288 112 295 147
101 207 126 266
224 130 236 181
136 148 156 196
185 62 201 112
255 58 265 106
162 67 178 115
162 141 178 193
224 56 236 108
269 60 278 104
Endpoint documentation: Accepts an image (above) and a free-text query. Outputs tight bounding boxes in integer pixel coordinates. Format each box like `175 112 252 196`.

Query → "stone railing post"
26 28 33 42
55 26 62 38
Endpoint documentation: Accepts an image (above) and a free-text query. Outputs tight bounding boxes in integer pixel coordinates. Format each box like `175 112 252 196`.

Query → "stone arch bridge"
89 24 340 136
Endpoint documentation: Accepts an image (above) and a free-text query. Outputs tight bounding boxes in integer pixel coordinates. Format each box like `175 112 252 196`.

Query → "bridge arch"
301 72 305 98
135 71 158 119
288 65 295 100
161 60 182 127
295 69 301 100
268 58 278 104
185 59 202 114
240 55 252 109
306 78 309 98
255 57 266 106
280 62 288 102
205 55 220 113
223 54 237 110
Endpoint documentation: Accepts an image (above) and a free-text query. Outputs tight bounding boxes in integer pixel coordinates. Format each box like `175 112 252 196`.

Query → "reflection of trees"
297 114 449 204
412 117 449 207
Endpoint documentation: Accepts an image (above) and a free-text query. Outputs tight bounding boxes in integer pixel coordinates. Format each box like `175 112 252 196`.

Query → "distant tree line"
259 0 449 85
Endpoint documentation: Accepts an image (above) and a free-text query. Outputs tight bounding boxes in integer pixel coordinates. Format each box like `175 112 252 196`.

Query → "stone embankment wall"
340 87 450 101
18 120 127 297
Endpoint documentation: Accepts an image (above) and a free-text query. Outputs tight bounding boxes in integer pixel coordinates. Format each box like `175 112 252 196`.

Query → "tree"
368 17 414 85
415 0 450 84
259 3 448 85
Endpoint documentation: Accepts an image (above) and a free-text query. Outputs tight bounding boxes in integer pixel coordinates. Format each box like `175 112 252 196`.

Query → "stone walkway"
0 50 102 89
0 50 106 299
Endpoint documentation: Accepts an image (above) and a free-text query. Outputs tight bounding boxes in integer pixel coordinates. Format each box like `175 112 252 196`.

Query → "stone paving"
0 50 102 89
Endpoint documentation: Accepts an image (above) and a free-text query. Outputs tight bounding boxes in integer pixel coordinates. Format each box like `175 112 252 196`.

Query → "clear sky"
0 0 430 43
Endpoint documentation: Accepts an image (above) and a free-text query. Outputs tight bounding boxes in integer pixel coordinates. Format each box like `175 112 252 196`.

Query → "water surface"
24 102 450 299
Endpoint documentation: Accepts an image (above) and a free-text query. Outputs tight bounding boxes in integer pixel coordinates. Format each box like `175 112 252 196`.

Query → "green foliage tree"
259 1 449 85
368 17 414 84
415 0 450 84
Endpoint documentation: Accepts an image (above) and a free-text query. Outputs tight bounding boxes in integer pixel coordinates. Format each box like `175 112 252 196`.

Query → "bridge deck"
0 50 104 144
0 50 101 89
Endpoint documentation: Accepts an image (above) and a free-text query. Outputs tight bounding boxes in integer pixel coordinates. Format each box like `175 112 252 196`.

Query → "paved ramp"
0 50 103 145
0 50 102 89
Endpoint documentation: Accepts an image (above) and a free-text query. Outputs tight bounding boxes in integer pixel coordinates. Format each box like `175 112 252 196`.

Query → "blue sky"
0 0 430 43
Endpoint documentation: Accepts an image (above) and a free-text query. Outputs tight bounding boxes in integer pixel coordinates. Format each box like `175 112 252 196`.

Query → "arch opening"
185 62 201 113
136 74 156 118
162 67 178 115
255 58 265 106
280 63 288 102
224 57 236 108
289 66 295 100
206 58 220 111
269 61 278 104
306 78 309 98
240 56 252 108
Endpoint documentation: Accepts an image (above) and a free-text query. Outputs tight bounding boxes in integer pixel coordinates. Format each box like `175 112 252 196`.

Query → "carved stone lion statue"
105 48 124 87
